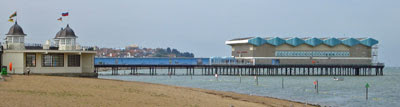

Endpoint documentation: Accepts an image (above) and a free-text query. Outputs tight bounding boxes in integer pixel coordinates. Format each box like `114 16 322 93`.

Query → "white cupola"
55 24 78 50
5 21 26 50
53 28 63 47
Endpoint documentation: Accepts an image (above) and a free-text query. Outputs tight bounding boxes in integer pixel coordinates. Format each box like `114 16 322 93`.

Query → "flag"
62 12 69 16
57 17 62 21
8 18 14 22
9 12 17 18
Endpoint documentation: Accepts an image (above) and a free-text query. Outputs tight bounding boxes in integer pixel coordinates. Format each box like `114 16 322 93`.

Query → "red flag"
9 11 17 18
62 12 69 16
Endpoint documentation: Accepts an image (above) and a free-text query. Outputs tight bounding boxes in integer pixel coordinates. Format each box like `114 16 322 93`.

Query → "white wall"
2 52 24 74
2 51 95 74
82 53 95 73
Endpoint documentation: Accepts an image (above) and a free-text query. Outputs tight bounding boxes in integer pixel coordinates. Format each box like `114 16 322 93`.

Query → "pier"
95 64 384 76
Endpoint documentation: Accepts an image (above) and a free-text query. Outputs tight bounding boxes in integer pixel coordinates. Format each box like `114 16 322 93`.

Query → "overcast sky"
0 0 399 66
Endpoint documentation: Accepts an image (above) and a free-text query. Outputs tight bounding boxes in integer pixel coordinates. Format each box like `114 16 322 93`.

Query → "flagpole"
61 9 64 28
67 10 69 25
62 10 69 24
15 11 18 22
60 9 63 27
59 9 61 28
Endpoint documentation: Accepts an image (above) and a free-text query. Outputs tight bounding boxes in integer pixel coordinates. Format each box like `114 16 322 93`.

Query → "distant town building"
225 37 379 65
96 46 194 58
1 22 97 77
125 44 139 50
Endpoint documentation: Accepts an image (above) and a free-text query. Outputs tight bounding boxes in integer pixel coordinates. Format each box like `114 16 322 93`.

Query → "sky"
0 0 399 66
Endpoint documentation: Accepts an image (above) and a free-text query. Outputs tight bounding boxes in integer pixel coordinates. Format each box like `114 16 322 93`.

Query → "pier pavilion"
225 37 380 65
1 22 97 77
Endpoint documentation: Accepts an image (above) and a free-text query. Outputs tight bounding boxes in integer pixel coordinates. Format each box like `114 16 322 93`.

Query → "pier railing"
23 43 96 51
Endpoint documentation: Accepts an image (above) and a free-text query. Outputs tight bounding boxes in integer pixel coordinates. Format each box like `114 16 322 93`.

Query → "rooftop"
57 24 77 38
6 22 26 35
226 37 379 47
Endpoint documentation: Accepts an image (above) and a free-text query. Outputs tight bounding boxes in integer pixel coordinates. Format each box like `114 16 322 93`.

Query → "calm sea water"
99 67 400 107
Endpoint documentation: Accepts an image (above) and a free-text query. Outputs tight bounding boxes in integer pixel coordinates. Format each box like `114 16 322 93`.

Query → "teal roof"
248 37 268 46
360 38 379 47
305 38 323 46
323 38 342 47
267 37 286 46
286 37 305 46
229 37 378 47
342 38 360 47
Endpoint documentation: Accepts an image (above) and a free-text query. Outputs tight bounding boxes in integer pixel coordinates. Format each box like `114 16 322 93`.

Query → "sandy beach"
0 75 316 107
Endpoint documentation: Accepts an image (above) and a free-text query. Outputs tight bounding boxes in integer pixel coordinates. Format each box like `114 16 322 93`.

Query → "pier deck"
94 64 384 76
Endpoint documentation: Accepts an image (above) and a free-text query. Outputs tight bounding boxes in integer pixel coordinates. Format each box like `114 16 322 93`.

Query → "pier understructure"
95 64 384 76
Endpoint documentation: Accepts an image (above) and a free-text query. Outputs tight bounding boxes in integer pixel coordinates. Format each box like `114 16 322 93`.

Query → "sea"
96 58 399 107
95 57 210 65
98 67 399 107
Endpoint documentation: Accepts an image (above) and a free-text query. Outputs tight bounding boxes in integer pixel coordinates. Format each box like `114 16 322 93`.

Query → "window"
42 54 64 67
66 39 71 45
19 37 24 43
26 53 36 67
68 55 80 67
276 51 350 57
60 39 65 45
72 39 76 46
12 37 18 43
7 37 12 43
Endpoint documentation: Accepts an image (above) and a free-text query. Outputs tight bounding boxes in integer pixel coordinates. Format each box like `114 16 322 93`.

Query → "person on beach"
0 72 3 81
26 67 31 76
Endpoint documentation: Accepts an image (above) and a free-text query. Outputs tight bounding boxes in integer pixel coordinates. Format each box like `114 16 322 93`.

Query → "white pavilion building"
1 22 97 77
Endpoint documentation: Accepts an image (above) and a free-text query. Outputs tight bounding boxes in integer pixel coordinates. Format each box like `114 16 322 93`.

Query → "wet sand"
0 75 317 107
